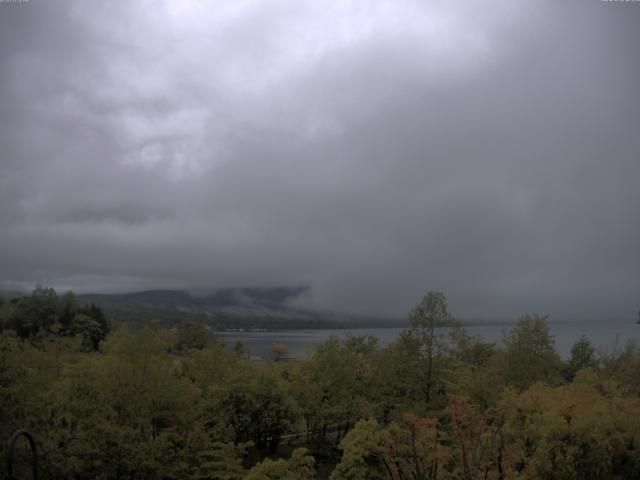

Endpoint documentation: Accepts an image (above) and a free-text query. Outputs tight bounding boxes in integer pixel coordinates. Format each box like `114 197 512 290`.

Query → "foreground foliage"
1 289 639 479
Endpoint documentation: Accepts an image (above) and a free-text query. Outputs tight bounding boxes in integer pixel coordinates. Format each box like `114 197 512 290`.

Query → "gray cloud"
0 0 638 320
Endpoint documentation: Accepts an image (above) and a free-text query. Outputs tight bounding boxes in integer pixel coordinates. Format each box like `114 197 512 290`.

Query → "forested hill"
76 287 403 330
78 286 307 308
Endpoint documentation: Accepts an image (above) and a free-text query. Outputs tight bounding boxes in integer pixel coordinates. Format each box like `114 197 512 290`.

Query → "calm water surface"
219 320 640 360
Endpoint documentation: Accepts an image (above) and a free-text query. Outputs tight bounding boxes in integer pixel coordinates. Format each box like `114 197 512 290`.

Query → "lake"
218 320 640 360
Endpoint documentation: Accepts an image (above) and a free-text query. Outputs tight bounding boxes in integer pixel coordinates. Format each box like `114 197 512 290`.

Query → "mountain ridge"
77 287 404 330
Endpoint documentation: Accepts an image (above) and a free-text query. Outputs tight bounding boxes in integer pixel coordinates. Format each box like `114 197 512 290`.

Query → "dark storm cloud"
0 0 638 320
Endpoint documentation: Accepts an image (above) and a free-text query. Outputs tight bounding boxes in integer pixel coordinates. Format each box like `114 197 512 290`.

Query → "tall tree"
246 448 316 480
501 314 564 390
565 335 598 381
396 290 460 407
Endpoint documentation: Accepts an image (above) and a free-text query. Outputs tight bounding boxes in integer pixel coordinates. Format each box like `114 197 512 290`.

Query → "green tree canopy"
501 314 564 390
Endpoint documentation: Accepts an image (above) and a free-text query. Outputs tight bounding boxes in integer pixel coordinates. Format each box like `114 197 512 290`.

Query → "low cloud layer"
1 0 638 320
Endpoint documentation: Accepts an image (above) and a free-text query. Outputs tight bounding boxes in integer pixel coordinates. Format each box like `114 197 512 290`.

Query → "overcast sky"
0 0 638 320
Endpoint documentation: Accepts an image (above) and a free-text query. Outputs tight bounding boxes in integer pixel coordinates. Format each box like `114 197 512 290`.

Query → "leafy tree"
0 288 109 350
175 320 214 351
329 418 391 480
289 336 350 442
501 314 564 390
369 341 414 421
391 413 449 480
76 302 109 347
246 448 316 480
0 299 17 332
565 335 598 381
601 340 640 392
438 328 504 410
498 380 640 479
395 290 460 408
44 326 203 479
289 335 376 444
192 440 251 480
331 415 449 480
210 361 298 454
11 286 59 338
446 394 502 480
67 313 103 351
57 290 78 330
